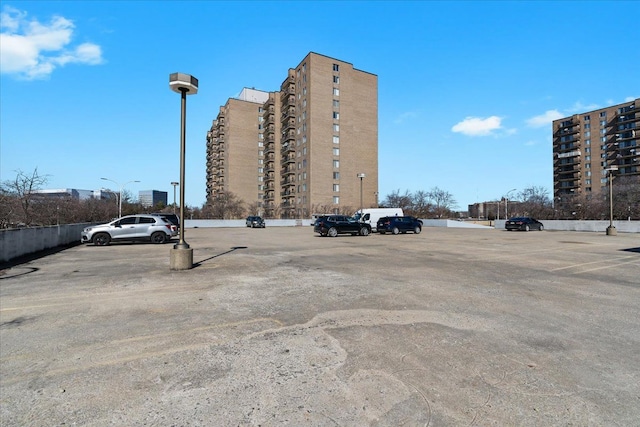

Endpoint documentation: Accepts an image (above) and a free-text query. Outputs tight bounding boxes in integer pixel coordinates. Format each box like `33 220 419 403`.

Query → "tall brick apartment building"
553 98 638 208
206 52 378 218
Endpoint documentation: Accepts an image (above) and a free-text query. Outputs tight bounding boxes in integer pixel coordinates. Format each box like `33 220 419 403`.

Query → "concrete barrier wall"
493 220 640 233
3 219 637 263
0 223 91 263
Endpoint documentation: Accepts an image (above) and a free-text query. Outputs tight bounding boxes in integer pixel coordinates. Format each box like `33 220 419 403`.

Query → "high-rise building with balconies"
206 52 378 218
553 98 638 210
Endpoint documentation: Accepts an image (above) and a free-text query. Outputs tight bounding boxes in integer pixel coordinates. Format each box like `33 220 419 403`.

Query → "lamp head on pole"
357 173 366 179
169 73 198 95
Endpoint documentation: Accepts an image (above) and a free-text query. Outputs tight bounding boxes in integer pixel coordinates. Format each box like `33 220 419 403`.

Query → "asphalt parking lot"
1 226 639 426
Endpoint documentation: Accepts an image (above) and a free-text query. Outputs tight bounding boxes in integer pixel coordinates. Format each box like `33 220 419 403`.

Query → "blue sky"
1 1 638 210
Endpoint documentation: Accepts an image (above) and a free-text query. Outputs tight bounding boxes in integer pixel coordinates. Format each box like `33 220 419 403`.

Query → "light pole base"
170 247 193 270
606 226 617 236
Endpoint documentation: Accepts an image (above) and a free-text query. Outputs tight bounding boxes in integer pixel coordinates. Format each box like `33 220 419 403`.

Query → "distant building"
553 98 639 208
31 188 96 200
468 200 522 220
139 190 168 208
206 52 378 218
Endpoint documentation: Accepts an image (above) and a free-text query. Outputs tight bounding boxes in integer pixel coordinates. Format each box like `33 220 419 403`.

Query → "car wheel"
414 226 421 234
524 225 530 232
151 232 166 244
392 227 400 235
360 227 370 236
539 225 544 231
380 231 386 234
93 232 111 246
328 227 338 237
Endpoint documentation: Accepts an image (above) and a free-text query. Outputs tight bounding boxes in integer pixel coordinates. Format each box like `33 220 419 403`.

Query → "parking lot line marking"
549 256 637 272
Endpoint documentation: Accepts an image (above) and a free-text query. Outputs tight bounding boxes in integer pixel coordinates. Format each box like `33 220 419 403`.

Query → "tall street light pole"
171 181 179 215
505 188 517 219
605 166 618 236
169 72 198 270
357 173 366 215
101 177 140 218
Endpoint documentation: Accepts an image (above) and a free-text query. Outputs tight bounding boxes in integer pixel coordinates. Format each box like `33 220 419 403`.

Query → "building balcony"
281 143 295 154
283 154 295 164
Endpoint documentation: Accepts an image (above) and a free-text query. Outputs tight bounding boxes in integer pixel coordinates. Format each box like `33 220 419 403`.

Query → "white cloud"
451 116 503 136
567 101 600 113
526 110 564 128
0 6 103 80
393 111 418 124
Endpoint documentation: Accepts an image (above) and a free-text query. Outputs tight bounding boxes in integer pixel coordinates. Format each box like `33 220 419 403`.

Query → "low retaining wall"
493 219 640 233
0 223 91 263
3 219 637 263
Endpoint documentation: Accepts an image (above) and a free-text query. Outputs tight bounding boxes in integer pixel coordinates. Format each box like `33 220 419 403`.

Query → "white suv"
81 214 178 246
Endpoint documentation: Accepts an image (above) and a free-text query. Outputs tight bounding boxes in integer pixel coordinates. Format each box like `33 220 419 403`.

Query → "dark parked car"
377 216 423 234
152 213 180 230
246 216 266 228
505 217 544 231
314 215 371 237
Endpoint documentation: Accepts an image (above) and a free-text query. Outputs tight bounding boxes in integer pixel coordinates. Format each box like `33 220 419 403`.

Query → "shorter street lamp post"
100 178 140 218
505 188 517 219
357 173 366 215
605 166 618 236
171 181 179 215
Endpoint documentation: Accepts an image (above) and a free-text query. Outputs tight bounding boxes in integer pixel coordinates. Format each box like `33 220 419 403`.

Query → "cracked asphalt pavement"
1 226 639 426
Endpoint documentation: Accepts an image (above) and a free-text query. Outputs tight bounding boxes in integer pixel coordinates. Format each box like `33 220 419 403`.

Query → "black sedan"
505 217 544 231
314 215 371 237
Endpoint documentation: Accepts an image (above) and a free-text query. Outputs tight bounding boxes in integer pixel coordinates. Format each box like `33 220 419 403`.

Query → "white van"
353 208 403 231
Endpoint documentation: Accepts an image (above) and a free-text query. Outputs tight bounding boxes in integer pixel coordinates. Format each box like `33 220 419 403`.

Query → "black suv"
246 216 266 228
314 215 371 237
152 213 180 230
376 216 423 234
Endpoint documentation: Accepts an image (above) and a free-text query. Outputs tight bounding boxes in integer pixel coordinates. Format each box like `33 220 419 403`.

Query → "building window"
586 171 591 177
585 147 590 153
333 124 339 132
585 139 590 145
333 112 339 119
585 155 591 161
302 184 307 192
333 147 339 155
585 131 591 137
333 88 339 96
333 184 340 192
600 111 606 118
303 147 307 155
584 115 590 121
333 172 340 179
333 136 339 144
333 100 339 108
584 123 590 129
333 196 339 204
333 160 340 168
333 64 339 72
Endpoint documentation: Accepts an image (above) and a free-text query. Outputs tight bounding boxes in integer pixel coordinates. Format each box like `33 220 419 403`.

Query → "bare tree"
204 191 245 219
518 186 553 218
427 187 457 218
1 168 50 226
381 189 413 212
